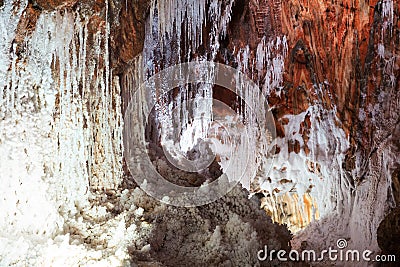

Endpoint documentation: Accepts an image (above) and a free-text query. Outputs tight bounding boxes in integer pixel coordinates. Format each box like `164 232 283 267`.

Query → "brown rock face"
281 0 399 139
224 0 399 141
110 0 150 72
377 207 400 259
34 0 78 10
280 0 400 188
223 0 400 191
13 1 41 56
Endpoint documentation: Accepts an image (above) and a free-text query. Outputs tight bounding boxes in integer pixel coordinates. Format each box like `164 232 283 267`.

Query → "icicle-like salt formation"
381 0 394 32
176 82 214 153
144 0 236 167
141 12 282 190
48 6 122 193
0 3 69 242
122 56 146 142
0 0 27 115
227 36 288 190
256 36 288 96
166 0 235 155
149 0 206 52
140 1 281 202
155 60 217 173
47 12 90 216
208 0 235 58
377 43 385 58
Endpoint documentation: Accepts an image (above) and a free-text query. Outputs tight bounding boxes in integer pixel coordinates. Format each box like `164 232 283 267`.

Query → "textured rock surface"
377 207 400 259
126 0 398 255
110 0 150 72
34 0 78 10
143 186 292 266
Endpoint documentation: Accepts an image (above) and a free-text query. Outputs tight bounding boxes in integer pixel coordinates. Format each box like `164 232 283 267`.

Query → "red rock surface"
35 0 78 10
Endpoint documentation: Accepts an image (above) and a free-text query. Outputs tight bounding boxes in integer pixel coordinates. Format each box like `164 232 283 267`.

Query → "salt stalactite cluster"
41 4 122 201
233 36 289 190
0 0 27 110
377 0 395 84
236 36 289 191
141 0 239 168
0 1 66 251
122 54 153 183
149 0 206 53
256 36 288 96
0 0 123 263
233 33 354 234
230 45 272 190
208 0 235 58
133 0 288 199
141 0 279 193
381 0 394 32
379 0 396 88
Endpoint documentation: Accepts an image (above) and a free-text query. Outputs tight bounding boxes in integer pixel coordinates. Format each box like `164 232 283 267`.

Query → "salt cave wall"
0 0 399 265
0 0 292 265
114 0 399 253
226 0 400 254
114 0 400 255
0 0 125 262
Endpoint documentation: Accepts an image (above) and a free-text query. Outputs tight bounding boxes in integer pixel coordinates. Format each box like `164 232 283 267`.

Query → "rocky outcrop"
110 0 150 72
377 207 400 260
34 0 78 10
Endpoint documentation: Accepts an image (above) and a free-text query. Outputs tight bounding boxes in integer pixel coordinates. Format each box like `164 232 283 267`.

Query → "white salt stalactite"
231 36 288 190
381 0 394 33
208 0 235 58
256 36 287 97
143 2 282 191
50 11 90 215
146 0 224 158
0 2 66 248
150 0 206 52
0 0 27 111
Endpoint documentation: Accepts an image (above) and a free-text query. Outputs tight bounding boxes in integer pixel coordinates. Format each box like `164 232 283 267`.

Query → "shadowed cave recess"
0 0 399 266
